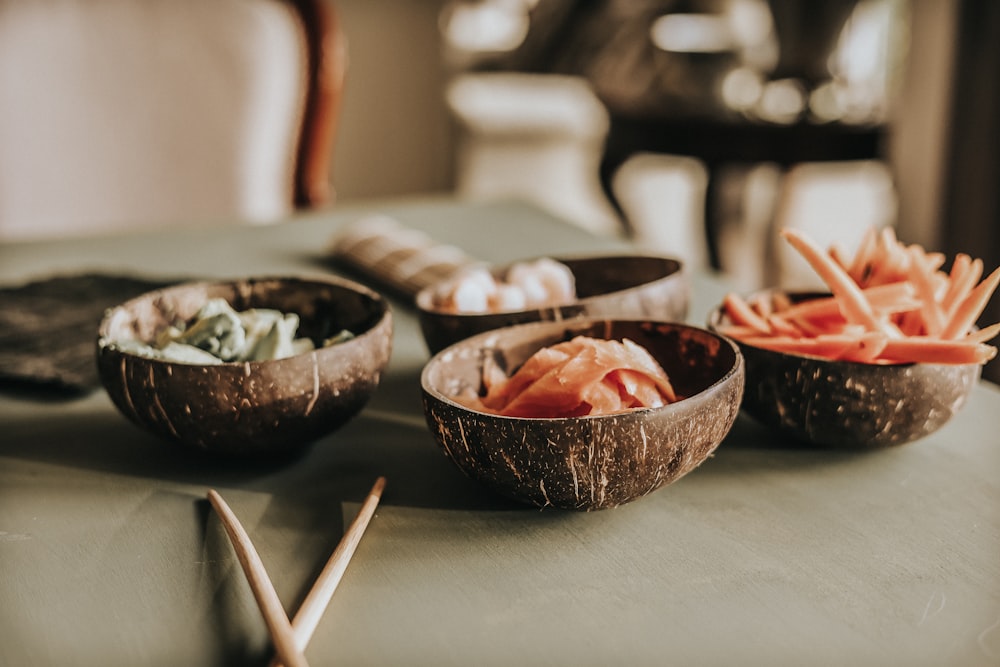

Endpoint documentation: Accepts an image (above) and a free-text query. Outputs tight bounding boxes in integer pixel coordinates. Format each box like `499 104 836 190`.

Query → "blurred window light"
721 66 764 111
443 1 530 54
727 0 773 50
815 0 899 123
651 13 735 53
756 78 806 123
833 0 893 88
809 80 847 122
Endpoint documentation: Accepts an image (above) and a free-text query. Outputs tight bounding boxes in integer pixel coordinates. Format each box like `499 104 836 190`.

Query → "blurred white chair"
0 0 345 242
446 72 622 237
610 152 710 269
611 155 897 290
771 160 897 288
715 163 783 288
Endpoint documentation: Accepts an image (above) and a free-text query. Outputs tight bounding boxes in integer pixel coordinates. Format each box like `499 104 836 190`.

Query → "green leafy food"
114 298 353 364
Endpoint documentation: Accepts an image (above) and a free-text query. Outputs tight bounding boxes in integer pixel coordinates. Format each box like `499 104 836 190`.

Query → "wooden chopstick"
270 476 387 667
206 490 311 667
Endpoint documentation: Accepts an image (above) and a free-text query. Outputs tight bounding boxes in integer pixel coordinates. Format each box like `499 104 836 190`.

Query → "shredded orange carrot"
723 292 771 333
905 245 947 336
847 332 888 361
766 314 803 337
748 293 773 318
879 338 997 365
736 332 887 362
780 229 884 333
941 266 1000 340
735 335 858 359
923 251 947 272
848 225 878 285
966 322 1000 345
777 282 917 321
719 226 999 366
942 254 977 314
829 243 852 272
716 324 767 340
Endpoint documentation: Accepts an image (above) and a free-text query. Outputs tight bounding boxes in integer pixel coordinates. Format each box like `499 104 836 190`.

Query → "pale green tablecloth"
1 197 998 667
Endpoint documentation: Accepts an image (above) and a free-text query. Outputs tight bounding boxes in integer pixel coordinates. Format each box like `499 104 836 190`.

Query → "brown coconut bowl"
420 318 744 510
708 293 981 448
415 255 688 355
97 276 392 458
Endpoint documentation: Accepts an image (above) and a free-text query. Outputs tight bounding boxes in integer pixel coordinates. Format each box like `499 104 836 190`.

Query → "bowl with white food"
97 275 392 458
415 254 688 354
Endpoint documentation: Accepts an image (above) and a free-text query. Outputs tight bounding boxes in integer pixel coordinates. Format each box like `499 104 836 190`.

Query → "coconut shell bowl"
420 318 744 510
415 255 688 355
708 297 981 448
97 276 392 458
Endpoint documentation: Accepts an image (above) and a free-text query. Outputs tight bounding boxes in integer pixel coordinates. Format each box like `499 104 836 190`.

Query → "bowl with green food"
97 275 392 458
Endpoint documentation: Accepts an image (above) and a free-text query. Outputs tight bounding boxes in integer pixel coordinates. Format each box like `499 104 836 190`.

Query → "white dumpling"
441 267 498 313
529 257 576 304
490 284 528 312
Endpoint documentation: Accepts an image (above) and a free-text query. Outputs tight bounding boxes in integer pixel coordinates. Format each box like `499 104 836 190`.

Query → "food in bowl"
717 227 999 365
421 319 744 510
109 297 355 364
428 257 576 313
97 276 392 457
710 226 995 448
416 254 688 354
455 335 677 418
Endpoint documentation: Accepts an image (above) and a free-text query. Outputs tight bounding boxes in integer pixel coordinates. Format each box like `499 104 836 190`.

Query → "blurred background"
330 0 994 282
329 0 999 379
1 0 997 376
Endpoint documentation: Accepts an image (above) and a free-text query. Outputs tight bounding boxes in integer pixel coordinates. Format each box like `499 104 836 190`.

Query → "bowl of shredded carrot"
710 226 997 448
420 318 744 510
415 254 688 354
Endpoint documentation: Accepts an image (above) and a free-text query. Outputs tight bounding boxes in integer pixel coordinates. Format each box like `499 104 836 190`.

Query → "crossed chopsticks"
207 477 386 667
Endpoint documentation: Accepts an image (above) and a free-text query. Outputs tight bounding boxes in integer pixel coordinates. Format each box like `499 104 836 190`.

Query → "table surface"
2 197 998 667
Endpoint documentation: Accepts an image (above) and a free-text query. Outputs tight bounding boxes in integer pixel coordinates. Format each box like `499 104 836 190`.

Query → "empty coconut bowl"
708 295 981 448
415 255 688 354
97 275 392 458
420 318 744 510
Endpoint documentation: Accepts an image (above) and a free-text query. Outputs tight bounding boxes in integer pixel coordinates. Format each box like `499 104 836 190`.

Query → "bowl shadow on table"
3 375 894 514
92 487 384 667
192 497 270 667
2 388 893 513
696 412 892 479
85 488 275 667
0 388 527 513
